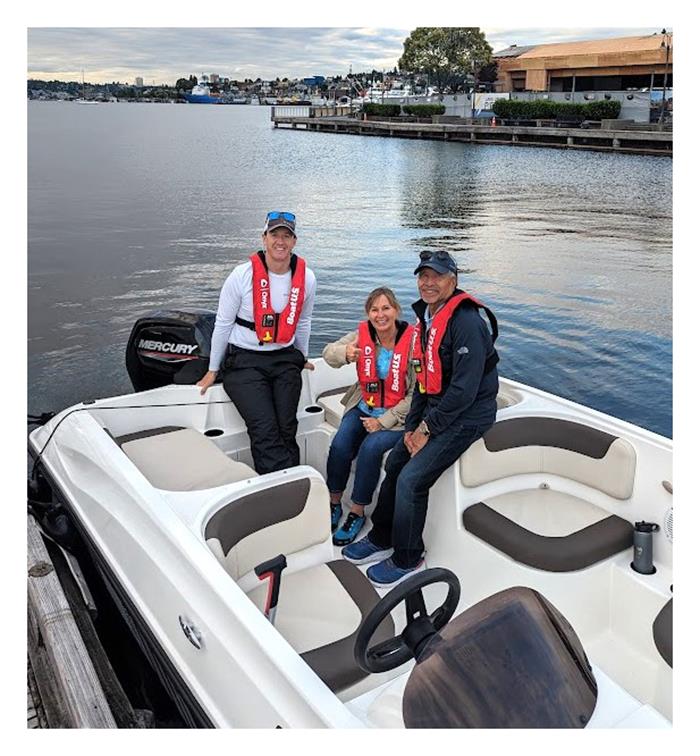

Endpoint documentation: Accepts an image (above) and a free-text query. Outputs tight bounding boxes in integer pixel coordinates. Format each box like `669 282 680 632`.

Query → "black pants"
369 421 493 568
222 345 305 475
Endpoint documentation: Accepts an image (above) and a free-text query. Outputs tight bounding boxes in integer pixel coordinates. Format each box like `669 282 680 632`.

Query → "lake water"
28 101 672 437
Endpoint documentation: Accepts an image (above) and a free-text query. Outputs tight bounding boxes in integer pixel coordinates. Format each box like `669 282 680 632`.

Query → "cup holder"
204 429 224 437
305 405 323 414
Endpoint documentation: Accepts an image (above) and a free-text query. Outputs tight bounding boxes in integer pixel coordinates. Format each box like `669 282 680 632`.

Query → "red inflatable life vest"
356 321 414 409
249 251 306 344
412 292 498 395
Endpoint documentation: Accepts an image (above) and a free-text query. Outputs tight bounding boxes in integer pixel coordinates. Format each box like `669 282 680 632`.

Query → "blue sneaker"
341 536 393 565
330 502 342 532
366 557 426 588
333 512 366 546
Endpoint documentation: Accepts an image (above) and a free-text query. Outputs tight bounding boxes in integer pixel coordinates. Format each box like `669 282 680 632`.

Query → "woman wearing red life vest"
197 211 317 474
322 287 416 545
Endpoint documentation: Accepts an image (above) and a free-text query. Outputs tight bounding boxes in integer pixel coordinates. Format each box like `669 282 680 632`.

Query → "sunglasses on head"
419 250 453 262
266 211 296 222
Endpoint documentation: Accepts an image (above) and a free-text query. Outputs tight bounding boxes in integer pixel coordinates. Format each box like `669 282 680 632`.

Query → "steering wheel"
354 567 460 673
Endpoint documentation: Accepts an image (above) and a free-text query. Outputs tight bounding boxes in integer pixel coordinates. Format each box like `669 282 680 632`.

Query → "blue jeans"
369 420 493 568
326 406 403 506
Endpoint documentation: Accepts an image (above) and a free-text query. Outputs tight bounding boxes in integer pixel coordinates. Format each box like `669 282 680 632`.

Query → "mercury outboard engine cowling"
126 309 216 391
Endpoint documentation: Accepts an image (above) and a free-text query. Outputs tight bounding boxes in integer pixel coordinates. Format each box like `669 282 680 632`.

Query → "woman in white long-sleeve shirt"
197 211 316 473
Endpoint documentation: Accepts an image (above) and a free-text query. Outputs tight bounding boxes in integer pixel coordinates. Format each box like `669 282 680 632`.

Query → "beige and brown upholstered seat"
461 417 636 571
316 387 351 429
204 476 394 692
317 385 521 430
117 427 256 490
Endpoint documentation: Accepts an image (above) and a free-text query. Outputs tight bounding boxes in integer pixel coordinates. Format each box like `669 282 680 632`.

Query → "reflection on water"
28 102 672 437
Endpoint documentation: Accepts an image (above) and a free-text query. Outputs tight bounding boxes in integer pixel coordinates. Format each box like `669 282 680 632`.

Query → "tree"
398 27 492 93
175 77 194 91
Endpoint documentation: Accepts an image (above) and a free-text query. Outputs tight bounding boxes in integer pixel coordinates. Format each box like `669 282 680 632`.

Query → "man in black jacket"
342 250 499 587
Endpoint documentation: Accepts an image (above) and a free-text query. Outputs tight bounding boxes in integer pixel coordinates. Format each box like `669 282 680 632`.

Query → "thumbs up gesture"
345 335 361 363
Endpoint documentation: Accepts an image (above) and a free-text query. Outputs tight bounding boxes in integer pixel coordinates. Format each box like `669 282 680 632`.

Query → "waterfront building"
493 33 673 93
135 77 143 88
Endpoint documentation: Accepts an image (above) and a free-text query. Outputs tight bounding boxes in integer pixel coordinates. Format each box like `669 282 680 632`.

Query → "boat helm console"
353 572 598 728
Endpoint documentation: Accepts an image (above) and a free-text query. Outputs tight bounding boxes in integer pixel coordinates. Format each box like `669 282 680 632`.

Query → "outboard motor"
126 309 216 391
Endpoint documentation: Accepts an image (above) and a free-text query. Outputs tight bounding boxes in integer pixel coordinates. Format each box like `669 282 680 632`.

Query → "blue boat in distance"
184 83 220 104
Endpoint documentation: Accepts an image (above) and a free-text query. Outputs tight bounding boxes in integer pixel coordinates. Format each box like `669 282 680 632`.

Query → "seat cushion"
463 491 633 571
120 427 256 490
482 489 611 537
317 389 348 429
247 559 395 692
652 598 672 668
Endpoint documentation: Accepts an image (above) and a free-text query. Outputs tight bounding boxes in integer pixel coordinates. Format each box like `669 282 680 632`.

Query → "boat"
219 93 248 105
75 70 99 103
27 308 673 728
183 84 221 104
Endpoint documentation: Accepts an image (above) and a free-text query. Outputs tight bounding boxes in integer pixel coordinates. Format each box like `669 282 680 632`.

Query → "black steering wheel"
354 567 461 673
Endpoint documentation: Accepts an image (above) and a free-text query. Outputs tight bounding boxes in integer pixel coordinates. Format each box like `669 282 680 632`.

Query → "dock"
271 106 672 157
27 515 150 728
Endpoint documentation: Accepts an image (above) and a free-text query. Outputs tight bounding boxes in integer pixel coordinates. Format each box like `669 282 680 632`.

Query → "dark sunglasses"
419 250 454 262
266 211 296 222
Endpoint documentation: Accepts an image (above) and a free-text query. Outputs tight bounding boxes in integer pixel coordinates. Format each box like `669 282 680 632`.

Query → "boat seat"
317 385 522 430
117 427 256 490
204 476 394 692
247 559 394 692
316 387 351 429
653 598 673 667
461 417 636 571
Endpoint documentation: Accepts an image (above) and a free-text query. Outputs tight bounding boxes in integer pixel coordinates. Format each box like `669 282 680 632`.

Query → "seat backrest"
460 417 636 499
204 476 329 580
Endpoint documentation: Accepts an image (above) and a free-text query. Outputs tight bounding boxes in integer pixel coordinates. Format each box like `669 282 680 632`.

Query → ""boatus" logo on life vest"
426 328 438 374
138 339 198 361
286 286 301 325
390 351 402 392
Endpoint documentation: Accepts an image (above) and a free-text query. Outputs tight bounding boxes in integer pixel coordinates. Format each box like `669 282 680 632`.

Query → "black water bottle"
631 521 659 574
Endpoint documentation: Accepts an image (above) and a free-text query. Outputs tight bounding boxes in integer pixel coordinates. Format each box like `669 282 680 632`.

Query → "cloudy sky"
27 26 665 85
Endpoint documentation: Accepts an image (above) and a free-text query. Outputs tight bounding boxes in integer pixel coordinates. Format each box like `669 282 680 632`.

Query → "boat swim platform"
271 108 672 157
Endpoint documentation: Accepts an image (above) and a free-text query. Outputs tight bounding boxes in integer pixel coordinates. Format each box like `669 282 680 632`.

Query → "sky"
27 26 666 86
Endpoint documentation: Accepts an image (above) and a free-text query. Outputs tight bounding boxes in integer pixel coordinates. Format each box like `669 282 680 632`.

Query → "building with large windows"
493 33 672 93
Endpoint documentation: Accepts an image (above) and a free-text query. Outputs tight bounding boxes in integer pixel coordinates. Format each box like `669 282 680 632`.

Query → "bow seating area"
460 417 637 571
315 384 523 430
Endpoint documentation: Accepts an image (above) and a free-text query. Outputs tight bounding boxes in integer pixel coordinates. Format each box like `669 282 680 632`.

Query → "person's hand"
409 429 429 457
345 337 361 363
361 417 382 433
196 370 218 395
404 430 417 453
303 361 315 370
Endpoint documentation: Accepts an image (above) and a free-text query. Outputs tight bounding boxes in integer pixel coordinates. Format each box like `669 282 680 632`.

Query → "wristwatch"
417 420 431 437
